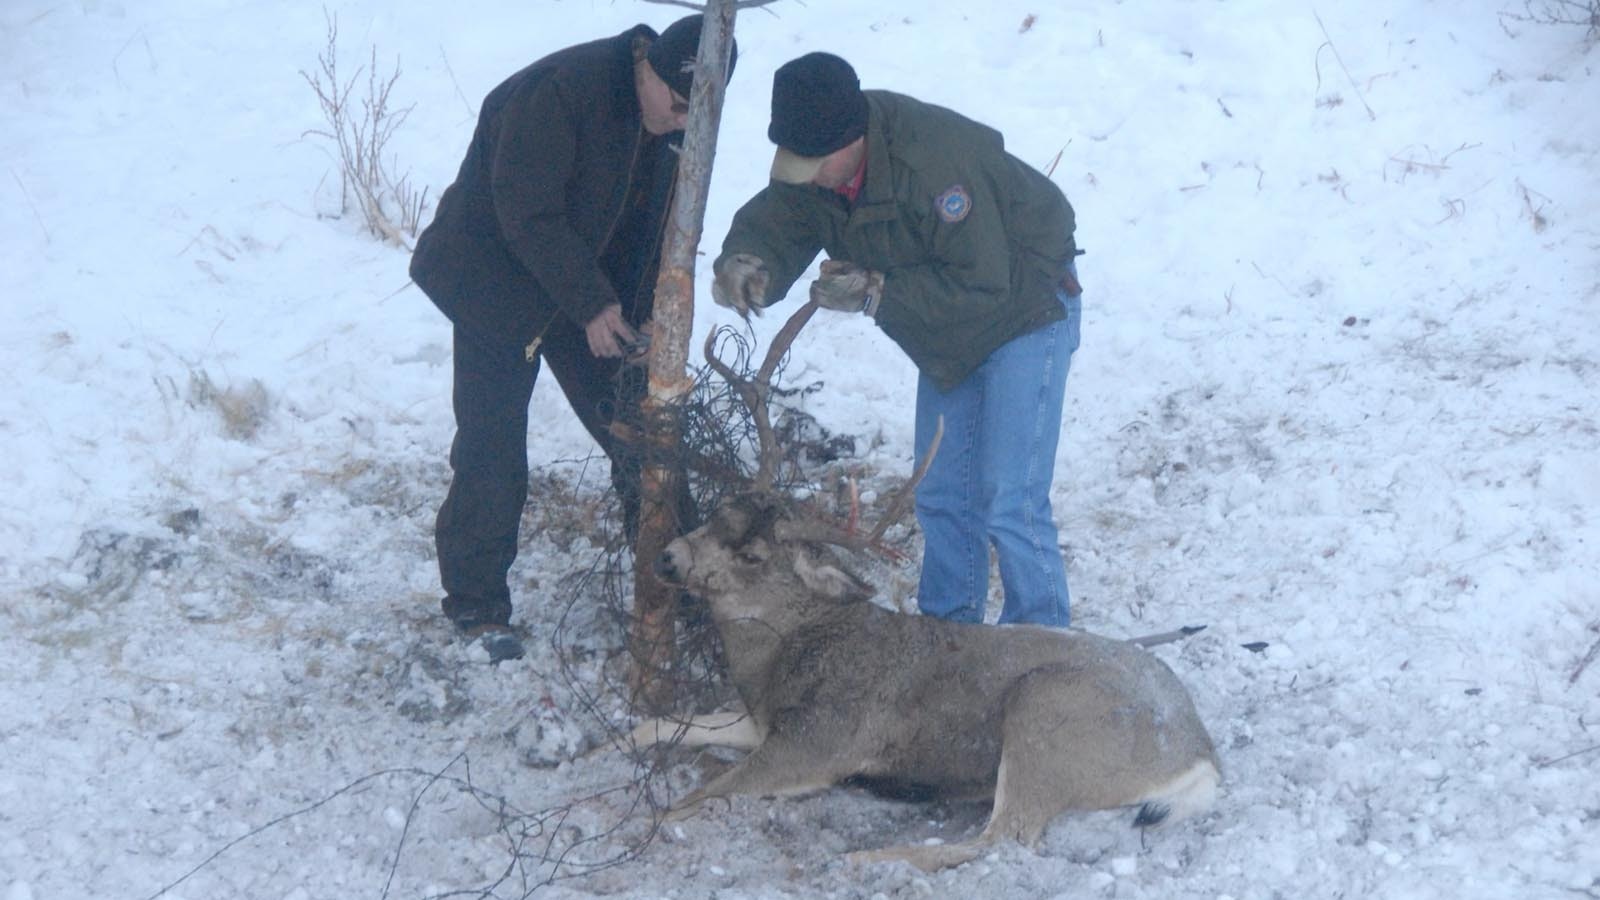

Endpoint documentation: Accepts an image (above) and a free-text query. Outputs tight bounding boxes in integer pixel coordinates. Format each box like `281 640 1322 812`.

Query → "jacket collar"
608 24 659 131
849 93 898 226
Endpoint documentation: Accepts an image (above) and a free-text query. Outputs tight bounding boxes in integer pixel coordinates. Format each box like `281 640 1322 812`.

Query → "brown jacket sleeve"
489 74 619 326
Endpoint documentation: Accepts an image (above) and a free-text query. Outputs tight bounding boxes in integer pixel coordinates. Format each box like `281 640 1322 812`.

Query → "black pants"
435 316 649 618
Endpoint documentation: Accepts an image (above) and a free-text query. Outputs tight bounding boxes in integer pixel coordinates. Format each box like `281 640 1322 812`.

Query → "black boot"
440 595 525 661
440 594 513 632
464 623 527 663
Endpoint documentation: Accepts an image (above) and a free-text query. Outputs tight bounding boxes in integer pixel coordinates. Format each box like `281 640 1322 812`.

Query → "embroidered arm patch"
935 184 971 223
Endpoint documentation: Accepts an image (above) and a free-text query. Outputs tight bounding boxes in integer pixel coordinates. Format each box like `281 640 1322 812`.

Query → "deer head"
654 491 873 631
656 300 941 636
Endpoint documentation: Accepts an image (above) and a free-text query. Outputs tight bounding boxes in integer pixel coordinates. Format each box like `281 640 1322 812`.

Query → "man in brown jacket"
410 16 734 658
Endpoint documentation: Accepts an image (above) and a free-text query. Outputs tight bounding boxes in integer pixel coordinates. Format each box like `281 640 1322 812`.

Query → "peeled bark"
629 0 739 713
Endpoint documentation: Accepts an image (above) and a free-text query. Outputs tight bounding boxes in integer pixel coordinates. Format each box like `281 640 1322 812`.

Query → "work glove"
809 260 885 316
712 253 769 319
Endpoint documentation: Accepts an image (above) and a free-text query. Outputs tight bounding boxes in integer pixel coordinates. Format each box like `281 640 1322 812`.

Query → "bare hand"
585 304 639 359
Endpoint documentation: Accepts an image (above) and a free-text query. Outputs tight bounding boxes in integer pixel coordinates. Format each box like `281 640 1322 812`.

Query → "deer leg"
847 750 1058 872
847 734 1074 873
969 741 1067 847
629 709 761 751
666 739 843 820
974 664 1115 844
847 838 995 872
852 667 1092 872
848 748 1047 873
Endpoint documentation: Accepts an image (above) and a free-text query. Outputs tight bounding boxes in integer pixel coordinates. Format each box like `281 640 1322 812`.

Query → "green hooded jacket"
717 90 1077 390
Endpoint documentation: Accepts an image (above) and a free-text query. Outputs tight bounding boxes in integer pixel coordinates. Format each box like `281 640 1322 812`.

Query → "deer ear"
792 549 876 602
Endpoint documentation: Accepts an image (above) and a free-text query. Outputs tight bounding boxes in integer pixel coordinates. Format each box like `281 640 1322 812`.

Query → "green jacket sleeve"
717 184 826 308
490 74 619 326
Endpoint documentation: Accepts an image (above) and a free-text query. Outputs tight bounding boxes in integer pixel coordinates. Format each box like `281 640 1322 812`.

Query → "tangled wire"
140 324 906 899
505 324 865 893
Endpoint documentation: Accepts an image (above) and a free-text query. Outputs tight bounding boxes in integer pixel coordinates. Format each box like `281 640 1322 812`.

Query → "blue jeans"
913 279 1081 626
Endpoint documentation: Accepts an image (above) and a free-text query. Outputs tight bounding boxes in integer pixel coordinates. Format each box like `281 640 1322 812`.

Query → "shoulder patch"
934 184 971 223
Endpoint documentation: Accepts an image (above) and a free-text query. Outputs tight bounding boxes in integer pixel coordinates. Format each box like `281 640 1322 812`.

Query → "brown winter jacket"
410 25 676 342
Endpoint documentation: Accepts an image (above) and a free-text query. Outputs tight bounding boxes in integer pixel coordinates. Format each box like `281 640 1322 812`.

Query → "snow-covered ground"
3 1 1598 898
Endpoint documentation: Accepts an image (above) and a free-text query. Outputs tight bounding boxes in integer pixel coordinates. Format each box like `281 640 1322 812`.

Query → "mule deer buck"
631 301 1221 871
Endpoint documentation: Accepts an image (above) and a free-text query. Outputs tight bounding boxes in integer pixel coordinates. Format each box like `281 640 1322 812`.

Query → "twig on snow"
9 167 51 244
640 0 782 10
1570 623 1600 686
1534 743 1600 769
1129 625 1208 648
1042 141 1071 178
379 752 465 900
1517 179 1551 232
1313 10 1377 120
437 44 476 120
1501 0 1600 41
141 762 471 900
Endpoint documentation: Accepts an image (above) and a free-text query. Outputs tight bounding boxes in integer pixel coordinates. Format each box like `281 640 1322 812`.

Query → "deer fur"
635 491 1222 871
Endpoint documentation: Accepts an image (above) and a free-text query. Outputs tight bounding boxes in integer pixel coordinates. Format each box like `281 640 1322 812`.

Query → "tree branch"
640 0 782 8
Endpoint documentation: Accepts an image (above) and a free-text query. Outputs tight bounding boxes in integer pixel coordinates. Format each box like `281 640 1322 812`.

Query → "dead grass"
187 370 272 440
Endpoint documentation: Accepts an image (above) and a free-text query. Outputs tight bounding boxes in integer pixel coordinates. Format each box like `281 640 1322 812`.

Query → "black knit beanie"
767 52 869 157
646 15 738 100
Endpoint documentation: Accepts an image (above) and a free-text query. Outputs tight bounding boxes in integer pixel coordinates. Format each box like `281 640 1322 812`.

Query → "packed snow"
2 1 1597 898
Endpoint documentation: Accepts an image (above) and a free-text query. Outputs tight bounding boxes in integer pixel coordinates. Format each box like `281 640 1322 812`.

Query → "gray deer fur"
634 491 1222 871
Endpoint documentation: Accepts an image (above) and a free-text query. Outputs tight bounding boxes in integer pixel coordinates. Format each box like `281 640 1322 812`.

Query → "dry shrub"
1503 0 1600 40
300 8 427 247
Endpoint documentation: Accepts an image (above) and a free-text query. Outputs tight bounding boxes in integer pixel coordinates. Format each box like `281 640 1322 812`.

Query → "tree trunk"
629 0 739 714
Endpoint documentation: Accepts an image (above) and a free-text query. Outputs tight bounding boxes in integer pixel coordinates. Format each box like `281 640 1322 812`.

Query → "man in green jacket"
712 52 1082 626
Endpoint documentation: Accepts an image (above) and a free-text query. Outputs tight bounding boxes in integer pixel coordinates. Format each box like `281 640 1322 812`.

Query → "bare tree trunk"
629 0 739 713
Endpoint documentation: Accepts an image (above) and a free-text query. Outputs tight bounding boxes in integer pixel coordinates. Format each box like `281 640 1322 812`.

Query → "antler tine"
772 416 944 557
863 415 943 546
702 329 780 490
773 516 867 551
703 299 824 492
755 298 821 385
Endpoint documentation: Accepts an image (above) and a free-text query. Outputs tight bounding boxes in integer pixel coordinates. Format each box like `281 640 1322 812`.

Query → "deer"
629 300 1222 871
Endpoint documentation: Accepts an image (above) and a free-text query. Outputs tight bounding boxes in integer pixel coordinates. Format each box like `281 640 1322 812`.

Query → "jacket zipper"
598 125 647 262
632 174 678 312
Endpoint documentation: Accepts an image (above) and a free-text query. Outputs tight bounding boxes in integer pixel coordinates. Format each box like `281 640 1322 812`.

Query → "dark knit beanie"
767 52 869 157
646 15 738 100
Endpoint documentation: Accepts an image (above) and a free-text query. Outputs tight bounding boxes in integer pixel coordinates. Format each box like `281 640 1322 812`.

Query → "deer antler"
703 298 821 491
703 296 942 557
773 416 943 556
864 415 942 546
